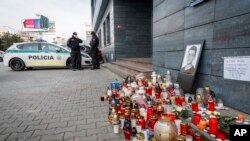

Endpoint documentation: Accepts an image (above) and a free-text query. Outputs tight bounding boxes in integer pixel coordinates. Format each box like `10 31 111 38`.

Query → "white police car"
3 42 92 71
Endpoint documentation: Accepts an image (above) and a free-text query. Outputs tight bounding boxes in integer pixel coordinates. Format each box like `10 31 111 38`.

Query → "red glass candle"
193 114 201 126
208 100 215 111
148 114 158 130
192 102 199 112
124 129 131 140
121 107 126 115
180 97 185 106
145 87 152 95
217 131 226 141
180 122 188 135
141 79 145 85
115 104 121 112
187 129 195 138
175 96 179 105
147 107 154 121
194 133 203 141
209 117 218 135
138 116 146 129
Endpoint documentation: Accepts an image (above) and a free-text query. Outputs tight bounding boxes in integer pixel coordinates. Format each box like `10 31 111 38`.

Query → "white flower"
206 111 212 115
177 107 183 112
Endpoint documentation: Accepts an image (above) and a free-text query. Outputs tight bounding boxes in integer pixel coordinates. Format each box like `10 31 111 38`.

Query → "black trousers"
91 51 99 68
71 52 81 69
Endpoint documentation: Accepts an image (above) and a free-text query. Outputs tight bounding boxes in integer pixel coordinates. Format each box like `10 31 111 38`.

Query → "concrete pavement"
0 63 124 141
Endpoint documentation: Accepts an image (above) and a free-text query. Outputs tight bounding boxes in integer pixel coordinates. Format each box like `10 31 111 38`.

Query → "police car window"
22 43 39 50
16 44 23 49
42 44 60 52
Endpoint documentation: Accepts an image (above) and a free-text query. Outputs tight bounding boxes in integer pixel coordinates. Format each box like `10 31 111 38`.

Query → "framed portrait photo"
180 43 204 74
177 41 204 93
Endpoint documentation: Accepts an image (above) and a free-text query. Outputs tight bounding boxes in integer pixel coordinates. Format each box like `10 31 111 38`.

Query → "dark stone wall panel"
215 0 250 20
153 31 184 52
184 24 214 49
153 10 184 37
213 13 250 49
184 0 215 28
153 0 165 7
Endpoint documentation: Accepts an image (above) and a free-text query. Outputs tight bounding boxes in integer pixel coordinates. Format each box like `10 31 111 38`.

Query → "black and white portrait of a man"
180 44 201 74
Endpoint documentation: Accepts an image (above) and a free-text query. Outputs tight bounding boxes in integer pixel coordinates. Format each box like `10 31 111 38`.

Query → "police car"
3 42 92 71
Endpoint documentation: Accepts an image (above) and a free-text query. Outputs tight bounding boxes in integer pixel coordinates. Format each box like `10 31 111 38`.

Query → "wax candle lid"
210 134 216 138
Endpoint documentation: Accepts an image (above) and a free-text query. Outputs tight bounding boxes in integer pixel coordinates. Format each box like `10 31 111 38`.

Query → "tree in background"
0 32 24 51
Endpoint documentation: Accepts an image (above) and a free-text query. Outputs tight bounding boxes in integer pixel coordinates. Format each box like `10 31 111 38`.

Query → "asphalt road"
0 63 123 141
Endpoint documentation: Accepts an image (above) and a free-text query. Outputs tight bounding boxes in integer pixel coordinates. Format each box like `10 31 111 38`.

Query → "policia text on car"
28 55 54 60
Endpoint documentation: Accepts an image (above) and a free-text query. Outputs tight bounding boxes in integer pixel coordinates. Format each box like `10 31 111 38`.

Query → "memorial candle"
208 100 215 111
180 122 188 135
217 131 226 141
147 107 154 121
124 129 131 140
193 114 201 125
192 102 199 112
138 116 146 129
209 117 218 135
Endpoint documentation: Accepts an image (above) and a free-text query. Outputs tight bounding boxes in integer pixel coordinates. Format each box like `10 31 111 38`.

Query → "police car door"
22 43 42 67
41 43 64 66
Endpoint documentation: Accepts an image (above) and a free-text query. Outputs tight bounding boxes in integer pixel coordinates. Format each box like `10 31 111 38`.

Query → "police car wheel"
10 58 25 71
0 57 3 62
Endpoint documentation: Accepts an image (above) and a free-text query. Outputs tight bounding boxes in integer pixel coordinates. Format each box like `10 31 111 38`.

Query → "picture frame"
177 40 205 93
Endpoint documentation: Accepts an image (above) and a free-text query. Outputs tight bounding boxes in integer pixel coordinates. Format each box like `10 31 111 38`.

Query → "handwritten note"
224 56 250 81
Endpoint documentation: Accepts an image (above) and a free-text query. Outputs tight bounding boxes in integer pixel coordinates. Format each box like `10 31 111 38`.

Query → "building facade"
91 0 152 62
153 0 250 114
83 22 92 44
92 0 250 114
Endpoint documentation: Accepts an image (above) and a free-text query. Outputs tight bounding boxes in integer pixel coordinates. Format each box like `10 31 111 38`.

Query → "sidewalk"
0 66 123 141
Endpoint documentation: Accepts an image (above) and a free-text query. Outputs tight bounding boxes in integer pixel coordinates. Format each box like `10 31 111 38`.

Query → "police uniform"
67 36 83 70
90 36 99 69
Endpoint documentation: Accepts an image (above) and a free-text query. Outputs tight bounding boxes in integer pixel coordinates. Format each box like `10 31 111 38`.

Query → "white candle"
131 118 137 128
136 125 142 132
174 119 182 135
113 124 120 134
120 118 125 129
186 135 193 141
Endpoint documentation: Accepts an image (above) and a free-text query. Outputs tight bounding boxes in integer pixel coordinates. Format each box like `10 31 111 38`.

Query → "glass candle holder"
192 102 199 112
193 114 201 126
217 99 224 108
124 129 131 140
180 122 188 135
147 107 154 121
217 131 226 141
148 114 158 130
237 113 246 122
209 117 218 135
208 100 215 111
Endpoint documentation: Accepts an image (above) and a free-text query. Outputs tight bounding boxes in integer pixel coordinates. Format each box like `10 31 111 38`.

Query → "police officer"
67 32 83 71
89 32 99 70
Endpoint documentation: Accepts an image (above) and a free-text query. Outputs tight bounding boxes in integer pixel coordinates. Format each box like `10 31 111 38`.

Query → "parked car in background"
3 42 92 71
0 50 4 62
80 45 91 55
80 47 104 64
